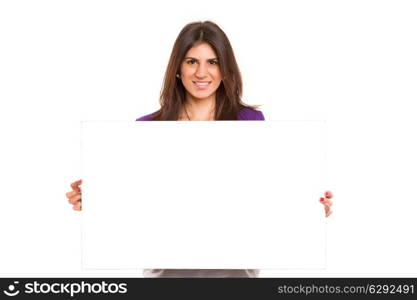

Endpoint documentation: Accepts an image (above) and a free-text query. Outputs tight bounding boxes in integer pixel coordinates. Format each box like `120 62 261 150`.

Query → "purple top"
135 107 265 121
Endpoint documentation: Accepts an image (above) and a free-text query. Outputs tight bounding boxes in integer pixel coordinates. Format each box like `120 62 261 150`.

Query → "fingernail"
320 197 325 202
325 191 331 198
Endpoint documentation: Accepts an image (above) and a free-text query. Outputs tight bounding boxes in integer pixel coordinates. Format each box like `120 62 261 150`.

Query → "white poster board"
81 121 327 270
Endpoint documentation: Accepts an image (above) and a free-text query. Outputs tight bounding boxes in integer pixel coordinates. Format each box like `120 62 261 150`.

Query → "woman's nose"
195 63 208 78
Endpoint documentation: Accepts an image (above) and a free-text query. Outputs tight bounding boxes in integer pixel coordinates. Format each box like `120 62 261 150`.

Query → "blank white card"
81 121 326 269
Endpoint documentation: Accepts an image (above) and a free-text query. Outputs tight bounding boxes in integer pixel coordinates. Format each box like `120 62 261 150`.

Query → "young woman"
66 21 334 278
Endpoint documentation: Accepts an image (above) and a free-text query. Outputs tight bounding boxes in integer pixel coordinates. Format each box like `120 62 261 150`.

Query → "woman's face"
179 42 222 102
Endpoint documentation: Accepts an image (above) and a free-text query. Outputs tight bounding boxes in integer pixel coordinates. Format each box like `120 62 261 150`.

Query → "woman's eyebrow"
184 57 218 61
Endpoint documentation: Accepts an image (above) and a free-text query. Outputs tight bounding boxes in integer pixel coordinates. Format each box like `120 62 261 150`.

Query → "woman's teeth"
194 81 210 86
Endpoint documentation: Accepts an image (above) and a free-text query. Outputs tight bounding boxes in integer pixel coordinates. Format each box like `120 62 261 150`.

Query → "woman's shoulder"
135 111 157 121
238 107 265 120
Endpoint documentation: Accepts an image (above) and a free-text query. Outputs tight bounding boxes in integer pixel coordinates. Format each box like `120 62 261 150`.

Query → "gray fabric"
143 269 259 278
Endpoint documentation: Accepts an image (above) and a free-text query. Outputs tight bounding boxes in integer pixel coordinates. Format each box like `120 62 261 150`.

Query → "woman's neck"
181 95 216 120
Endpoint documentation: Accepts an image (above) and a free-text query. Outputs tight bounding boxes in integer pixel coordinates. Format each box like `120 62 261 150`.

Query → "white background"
0 0 416 277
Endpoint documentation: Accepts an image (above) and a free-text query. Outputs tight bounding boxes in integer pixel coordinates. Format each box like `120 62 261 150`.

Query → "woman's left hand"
320 191 333 217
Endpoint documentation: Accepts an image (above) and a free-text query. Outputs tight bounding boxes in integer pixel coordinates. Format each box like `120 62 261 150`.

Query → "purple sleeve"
135 113 154 121
238 108 265 120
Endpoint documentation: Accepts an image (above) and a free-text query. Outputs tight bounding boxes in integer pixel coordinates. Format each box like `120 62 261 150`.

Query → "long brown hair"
150 21 260 120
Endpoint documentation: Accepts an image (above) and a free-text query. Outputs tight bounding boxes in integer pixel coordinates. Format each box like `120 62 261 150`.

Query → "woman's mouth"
193 81 211 90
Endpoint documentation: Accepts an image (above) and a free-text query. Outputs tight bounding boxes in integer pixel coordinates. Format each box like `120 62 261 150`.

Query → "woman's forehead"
185 42 217 58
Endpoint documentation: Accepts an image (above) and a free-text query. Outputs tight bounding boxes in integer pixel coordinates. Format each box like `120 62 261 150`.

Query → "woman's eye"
186 59 218 65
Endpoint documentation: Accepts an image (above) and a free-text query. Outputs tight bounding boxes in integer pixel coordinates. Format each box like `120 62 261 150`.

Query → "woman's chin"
188 92 215 101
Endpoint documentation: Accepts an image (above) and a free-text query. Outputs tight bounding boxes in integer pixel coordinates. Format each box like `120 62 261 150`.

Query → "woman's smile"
193 80 212 90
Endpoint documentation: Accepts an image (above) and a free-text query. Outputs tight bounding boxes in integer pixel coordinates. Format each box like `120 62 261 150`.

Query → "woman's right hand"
66 179 82 211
